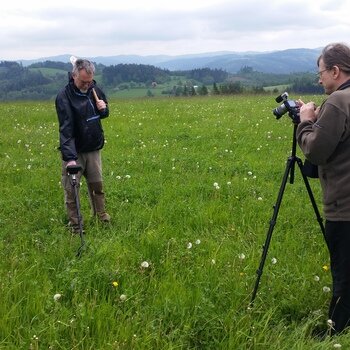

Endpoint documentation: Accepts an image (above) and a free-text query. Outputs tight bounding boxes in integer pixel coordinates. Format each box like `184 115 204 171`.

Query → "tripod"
66 164 85 258
250 121 325 305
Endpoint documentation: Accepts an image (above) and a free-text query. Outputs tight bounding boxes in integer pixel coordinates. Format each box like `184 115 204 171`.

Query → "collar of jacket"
337 79 350 91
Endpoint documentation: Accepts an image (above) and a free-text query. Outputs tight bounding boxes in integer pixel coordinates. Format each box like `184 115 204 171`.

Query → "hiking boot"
88 181 111 223
98 212 111 223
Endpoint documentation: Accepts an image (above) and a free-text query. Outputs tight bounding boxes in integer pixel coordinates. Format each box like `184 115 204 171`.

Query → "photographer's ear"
332 65 341 78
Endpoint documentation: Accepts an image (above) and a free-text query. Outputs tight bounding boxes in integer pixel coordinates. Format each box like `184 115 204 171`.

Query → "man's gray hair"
72 59 95 76
318 42 350 74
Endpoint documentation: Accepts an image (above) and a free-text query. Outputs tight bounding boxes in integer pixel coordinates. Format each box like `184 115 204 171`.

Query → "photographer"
297 43 350 335
56 58 111 233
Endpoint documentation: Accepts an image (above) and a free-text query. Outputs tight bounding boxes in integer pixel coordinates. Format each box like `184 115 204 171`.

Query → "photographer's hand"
298 100 317 123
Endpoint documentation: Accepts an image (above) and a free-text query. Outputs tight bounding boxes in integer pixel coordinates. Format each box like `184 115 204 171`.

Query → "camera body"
273 92 300 123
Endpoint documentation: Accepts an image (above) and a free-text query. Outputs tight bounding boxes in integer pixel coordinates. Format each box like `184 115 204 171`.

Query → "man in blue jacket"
56 58 111 233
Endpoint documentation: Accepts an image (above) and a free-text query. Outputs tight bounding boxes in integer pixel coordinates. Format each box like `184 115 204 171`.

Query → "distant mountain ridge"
16 48 322 74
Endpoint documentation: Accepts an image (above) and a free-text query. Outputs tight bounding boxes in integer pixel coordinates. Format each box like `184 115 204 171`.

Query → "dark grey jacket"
55 78 109 161
297 81 350 220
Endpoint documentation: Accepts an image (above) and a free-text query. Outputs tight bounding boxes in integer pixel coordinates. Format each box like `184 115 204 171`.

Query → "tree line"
0 60 323 101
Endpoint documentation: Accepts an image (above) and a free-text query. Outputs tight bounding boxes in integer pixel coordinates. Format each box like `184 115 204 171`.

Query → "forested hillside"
0 60 322 101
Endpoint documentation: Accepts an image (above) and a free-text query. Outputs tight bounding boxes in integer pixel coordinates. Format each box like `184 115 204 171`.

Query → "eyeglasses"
317 68 329 78
77 78 93 86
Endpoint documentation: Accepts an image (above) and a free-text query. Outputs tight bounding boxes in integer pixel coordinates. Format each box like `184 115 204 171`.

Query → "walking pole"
66 164 85 258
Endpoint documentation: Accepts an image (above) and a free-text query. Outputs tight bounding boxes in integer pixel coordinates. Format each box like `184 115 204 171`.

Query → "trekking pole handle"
66 164 82 175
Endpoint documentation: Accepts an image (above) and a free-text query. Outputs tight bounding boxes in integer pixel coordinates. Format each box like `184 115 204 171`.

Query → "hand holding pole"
92 88 106 111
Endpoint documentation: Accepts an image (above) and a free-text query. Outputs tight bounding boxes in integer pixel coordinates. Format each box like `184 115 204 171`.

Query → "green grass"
0 95 346 349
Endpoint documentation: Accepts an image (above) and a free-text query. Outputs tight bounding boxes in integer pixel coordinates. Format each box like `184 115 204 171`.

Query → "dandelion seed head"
314 275 320 282
334 343 342 348
327 319 334 327
211 259 216 265
238 253 246 260
141 261 149 268
323 286 331 293
187 242 192 249
271 257 277 264
195 239 201 245
120 294 127 301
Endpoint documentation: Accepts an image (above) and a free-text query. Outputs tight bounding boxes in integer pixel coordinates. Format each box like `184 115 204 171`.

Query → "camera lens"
273 104 287 119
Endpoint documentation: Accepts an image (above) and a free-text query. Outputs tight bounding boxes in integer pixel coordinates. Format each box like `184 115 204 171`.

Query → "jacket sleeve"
296 102 346 165
55 91 78 162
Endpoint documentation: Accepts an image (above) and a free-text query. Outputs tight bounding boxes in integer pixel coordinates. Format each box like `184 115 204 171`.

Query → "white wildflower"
238 253 246 260
53 293 62 301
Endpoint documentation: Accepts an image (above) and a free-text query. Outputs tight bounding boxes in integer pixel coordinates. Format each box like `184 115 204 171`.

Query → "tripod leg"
296 158 325 239
250 157 295 305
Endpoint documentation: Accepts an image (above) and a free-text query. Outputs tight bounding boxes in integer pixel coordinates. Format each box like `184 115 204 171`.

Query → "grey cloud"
1 0 350 59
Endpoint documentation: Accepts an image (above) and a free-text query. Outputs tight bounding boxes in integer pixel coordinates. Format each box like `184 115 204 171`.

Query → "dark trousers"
325 220 350 334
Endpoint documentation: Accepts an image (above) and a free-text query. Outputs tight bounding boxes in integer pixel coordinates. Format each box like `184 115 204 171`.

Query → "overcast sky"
1 0 350 60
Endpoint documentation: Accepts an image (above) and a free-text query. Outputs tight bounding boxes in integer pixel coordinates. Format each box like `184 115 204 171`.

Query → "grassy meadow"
0 94 346 349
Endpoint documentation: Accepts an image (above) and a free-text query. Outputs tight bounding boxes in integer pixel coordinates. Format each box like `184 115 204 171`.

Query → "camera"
273 92 300 123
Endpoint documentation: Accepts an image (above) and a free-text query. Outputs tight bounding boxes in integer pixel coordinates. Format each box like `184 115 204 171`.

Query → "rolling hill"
17 48 322 74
